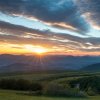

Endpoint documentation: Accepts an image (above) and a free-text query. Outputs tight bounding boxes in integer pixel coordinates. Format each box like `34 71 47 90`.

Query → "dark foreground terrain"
0 71 100 100
0 90 100 100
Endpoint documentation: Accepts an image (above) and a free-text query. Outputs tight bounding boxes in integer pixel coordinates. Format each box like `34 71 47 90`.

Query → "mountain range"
0 54 100 72
81 63 100 72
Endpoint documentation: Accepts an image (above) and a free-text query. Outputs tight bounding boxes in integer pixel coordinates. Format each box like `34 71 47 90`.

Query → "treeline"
70 76 100 95
0 79 42 91
0 76 99 97
0 78 86 97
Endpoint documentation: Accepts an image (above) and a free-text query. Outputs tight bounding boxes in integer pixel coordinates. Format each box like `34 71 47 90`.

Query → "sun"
24 45 48 55
33 48 47 54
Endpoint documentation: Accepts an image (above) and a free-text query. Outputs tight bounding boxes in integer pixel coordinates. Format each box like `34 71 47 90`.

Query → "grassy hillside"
0 71 99 81
0 71 100 99
0 90 100 100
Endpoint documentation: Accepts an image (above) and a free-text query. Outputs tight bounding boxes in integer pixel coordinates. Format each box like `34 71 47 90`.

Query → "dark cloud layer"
0 0 100 54
76 0 100 28
0 0 89 33
0 21 100 52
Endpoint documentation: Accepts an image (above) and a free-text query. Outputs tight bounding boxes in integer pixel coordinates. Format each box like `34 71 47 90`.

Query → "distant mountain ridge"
0 63 32 72
0 54 100 72
81 63 100 72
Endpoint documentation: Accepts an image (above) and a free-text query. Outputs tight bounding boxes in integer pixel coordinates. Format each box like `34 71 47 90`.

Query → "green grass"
0 71 100 100
0 71 99 82
0 90 100 100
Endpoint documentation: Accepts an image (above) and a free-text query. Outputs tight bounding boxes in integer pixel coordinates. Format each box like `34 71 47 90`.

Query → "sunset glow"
0 0 100 56
24 45 48 55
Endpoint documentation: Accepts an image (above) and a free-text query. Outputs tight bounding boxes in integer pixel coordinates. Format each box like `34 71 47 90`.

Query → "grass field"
0 90 100 100
0 71 100 100
0 71 100 82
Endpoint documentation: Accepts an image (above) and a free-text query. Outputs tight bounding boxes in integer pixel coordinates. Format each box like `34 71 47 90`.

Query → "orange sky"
0 0 100 56
0 43 100 56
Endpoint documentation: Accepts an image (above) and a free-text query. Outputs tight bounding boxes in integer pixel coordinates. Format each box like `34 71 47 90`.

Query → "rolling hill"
0 54 100 72
81 63 100 72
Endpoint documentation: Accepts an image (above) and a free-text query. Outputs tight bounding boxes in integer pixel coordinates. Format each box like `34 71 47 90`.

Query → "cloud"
0 21 100 52
0 0 89 34
76 0 100 30
0 0 100 54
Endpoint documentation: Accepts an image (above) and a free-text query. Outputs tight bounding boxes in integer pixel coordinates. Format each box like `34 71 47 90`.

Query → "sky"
0 0 100 56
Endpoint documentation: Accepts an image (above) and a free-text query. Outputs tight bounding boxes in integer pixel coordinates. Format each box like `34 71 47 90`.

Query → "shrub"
70 76 100 95
0 79 42 92
0 79 16 89
87 87 96 96
43 83 86 97
15 79 31 90
31 82 42 92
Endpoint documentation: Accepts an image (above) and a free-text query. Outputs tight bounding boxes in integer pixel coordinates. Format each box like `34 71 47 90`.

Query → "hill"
0 63 34 72
0 54 100 72
81 63 100 72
